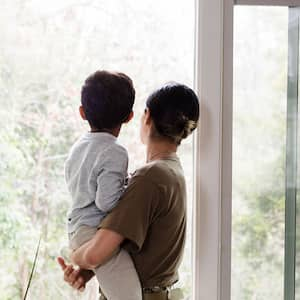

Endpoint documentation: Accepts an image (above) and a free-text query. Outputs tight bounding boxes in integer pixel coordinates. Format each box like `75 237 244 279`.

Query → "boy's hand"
57 256 94 291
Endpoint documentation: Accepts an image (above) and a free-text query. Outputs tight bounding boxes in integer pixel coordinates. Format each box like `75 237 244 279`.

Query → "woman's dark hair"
81 70 135 130
146 82 199 145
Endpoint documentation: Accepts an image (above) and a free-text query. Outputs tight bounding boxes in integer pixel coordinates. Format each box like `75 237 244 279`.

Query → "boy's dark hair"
146 82 199 145
81 70 135 130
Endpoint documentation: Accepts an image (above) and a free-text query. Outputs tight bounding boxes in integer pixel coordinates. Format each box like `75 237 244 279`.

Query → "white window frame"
193 0 300 300
235 0 300 5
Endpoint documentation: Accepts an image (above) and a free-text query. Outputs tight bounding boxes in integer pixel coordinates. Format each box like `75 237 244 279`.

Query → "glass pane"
296 9 300 300
297 83 300 297
232 6 288 299
286 7 299 300
0 1 195 299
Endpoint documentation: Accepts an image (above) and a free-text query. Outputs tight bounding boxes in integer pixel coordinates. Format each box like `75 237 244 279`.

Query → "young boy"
64 70 142 299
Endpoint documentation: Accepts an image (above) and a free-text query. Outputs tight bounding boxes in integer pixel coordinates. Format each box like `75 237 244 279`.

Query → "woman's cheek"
140 124 146 144
139 118 147 144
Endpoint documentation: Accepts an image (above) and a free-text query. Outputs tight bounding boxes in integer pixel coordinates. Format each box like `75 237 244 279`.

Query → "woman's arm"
71 228 124 269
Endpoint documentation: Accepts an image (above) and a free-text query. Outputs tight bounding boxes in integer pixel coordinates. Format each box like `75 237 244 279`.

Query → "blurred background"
0 1 298 300
0 0 194 299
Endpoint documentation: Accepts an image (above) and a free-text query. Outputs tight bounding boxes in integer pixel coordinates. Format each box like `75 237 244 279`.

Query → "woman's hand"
57 256 94 291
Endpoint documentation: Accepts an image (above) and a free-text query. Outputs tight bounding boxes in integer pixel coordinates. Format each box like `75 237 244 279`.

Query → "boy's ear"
79 106 86 120
124 111 134 123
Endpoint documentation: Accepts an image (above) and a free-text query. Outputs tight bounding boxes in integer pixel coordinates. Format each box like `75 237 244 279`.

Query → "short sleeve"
100 175 160 252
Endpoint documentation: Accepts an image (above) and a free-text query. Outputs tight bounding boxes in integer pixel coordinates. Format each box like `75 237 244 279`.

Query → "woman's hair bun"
146 82 200 145
181 117 198 139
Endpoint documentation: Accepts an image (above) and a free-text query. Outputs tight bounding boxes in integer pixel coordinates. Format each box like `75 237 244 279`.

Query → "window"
0 1 195 299
232 5 300 299
232 6 288 299
194 1 300 299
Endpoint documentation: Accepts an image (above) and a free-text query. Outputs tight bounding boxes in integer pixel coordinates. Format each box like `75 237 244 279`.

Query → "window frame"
235 0 300 5
193 0 300 300
193 0 233 299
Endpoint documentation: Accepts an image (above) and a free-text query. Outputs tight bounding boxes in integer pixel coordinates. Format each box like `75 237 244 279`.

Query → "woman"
58 82 200 300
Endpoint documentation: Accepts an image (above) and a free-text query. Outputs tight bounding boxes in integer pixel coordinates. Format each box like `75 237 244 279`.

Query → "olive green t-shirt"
100 154 187 288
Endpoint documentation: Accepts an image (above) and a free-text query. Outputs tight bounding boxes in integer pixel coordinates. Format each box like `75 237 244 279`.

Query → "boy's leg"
69 225 98 250
94 249 142 300
62 225 98 264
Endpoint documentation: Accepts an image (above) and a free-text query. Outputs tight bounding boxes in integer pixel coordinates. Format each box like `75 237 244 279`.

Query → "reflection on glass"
0 1 194 299
232 6 288 299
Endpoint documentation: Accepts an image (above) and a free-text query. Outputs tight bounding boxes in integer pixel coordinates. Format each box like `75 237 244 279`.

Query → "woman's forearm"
71 228 124 269
71 242 95 269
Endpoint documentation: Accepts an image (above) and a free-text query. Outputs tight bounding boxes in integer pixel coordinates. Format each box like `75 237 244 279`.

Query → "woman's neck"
146 140 177 162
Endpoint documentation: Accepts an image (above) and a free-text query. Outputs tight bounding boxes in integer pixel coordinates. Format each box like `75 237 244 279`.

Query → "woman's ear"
144 108 152 125
124 111 134 123
79 106 86 120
